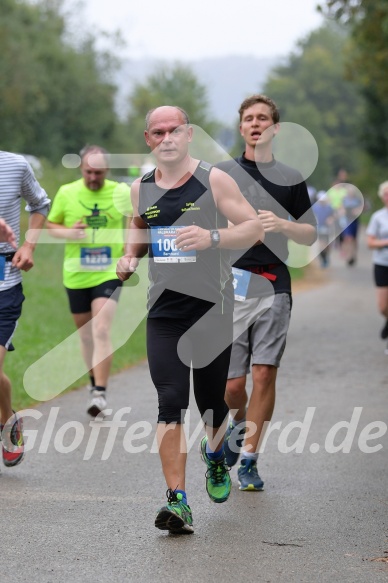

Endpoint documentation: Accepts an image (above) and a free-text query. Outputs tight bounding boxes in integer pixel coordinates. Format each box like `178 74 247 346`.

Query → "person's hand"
70 220 88 240
175 225 212 251
116 255 139 281
0 219 17 248
257 210 283 233
11 243 34 272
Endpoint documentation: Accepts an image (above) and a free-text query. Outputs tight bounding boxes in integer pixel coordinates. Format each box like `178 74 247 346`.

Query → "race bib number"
232 267 251 301
0 256 5 281
151 227 196 263
81 246 112 268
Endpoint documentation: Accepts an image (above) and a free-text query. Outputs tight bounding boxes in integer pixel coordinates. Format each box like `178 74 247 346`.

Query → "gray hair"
378 181 388 199
79 145 109 165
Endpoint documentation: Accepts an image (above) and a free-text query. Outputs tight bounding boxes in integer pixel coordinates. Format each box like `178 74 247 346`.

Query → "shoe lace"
10 420 22 447
206 458 230 484
244 459 259 477
166 487 181 505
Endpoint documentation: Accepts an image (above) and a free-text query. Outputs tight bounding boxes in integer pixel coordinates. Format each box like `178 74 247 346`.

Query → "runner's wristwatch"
210 229 220 249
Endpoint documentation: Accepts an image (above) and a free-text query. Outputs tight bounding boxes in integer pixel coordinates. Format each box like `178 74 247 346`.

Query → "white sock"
241 451 258 462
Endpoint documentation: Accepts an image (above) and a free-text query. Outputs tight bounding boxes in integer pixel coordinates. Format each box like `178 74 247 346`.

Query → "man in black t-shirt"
217 94 317 492
117 105 263 534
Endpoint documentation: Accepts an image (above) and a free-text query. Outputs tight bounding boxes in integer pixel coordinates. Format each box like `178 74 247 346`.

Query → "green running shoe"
155 489 194 534
199 436 231 503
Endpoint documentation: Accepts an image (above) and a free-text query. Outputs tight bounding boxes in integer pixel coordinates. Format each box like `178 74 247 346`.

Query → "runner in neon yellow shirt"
47 145 132 417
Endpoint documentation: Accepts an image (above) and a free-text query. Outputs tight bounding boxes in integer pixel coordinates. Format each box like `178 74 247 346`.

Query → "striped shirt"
0 151 51 290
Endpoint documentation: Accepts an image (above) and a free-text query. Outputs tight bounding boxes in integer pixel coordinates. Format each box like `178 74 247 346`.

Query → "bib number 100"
151 225 195 262
156 237 177 253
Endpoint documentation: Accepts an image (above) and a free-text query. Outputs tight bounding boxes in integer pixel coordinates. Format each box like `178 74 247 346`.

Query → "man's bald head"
145 106 190 131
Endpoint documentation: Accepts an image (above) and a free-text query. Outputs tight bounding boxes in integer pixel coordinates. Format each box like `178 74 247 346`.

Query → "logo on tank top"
181 202 201 212
79 201 113 242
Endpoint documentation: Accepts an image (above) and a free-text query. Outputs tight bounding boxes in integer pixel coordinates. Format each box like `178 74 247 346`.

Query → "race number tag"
232 267 251 301
0 256 5 281
151 227 196 263
81 246 112 268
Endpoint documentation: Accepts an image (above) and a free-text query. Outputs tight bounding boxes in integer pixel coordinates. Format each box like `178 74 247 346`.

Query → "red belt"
245 264 278 281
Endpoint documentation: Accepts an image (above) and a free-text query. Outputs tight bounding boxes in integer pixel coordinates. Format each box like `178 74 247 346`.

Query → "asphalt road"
0 235 387 583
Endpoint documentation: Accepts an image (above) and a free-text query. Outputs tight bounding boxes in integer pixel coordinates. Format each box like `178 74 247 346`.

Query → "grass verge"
7 231 147 410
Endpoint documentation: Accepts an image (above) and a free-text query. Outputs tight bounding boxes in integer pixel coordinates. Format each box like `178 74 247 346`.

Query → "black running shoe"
381 320 388 340
223 419 246 467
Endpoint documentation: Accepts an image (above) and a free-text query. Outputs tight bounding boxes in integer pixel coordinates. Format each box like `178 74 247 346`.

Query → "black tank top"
138 161 233 318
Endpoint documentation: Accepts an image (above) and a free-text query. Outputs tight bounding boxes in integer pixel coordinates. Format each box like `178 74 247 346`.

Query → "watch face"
211 230 220 247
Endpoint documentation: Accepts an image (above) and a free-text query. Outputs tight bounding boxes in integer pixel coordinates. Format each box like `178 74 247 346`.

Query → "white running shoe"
87 390 107 418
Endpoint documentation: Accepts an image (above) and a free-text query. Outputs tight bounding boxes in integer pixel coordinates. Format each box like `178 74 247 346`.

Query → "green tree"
320 0 388 165
0 0 122 163
124 63 218 154
262 23 365 189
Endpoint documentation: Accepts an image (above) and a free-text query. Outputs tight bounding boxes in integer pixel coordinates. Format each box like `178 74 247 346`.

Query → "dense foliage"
1 0 387 204
262 23 365 189
0 0 121 162
320 0 388 164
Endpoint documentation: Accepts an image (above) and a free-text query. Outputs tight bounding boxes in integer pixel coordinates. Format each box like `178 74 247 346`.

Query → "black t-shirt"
216 154 316 294
138 161 233 318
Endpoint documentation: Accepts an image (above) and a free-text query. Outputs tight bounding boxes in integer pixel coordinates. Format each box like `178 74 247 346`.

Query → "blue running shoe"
200 436 231 503
155 489 194 534
223 420 246 467
237 458 264 491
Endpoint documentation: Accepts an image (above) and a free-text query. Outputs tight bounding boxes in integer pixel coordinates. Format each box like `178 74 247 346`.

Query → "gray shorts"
228 293 291 378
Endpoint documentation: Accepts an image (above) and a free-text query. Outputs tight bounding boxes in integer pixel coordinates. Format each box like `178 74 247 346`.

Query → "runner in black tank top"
116 105 264 534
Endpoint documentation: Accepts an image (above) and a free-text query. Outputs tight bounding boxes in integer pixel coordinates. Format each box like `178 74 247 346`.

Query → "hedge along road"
0 233 387 583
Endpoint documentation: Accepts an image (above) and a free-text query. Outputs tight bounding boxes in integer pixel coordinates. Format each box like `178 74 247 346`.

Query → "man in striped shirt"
0 151 51 468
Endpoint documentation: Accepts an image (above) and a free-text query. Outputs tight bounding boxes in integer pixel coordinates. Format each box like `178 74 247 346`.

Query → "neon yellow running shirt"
48 179 131 289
